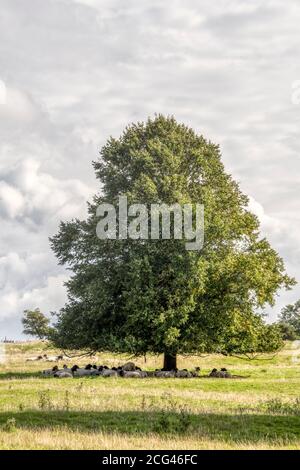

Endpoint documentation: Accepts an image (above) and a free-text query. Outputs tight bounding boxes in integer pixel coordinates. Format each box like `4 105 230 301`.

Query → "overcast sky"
0 0 300 338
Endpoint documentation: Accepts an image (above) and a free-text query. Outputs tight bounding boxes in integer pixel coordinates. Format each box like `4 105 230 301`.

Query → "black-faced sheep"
42 365 59 376
209 368 231 378
71 365 97 377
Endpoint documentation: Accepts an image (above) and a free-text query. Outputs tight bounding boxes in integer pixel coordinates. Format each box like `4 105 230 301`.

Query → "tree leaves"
50 115 295 356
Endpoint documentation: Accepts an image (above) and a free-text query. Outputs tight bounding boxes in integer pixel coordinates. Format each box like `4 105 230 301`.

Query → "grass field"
0 341 300 450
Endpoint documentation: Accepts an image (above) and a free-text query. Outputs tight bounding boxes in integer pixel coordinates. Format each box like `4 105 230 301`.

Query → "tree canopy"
278 300 300 339
50 115 295 367
22 308 51 340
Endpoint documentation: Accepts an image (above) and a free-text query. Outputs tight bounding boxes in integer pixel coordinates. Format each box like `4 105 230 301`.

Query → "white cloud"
0 182 25 218
0 87 40 122
0 271 68 322
21 274 68 315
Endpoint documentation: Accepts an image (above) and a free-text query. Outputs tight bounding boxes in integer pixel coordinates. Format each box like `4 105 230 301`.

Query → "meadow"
0 341 300 450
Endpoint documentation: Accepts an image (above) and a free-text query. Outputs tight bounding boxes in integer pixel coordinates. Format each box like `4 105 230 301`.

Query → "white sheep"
54 371 73 378
175 370 193 378
26 355 44 362
71 365 100 377
90 369 101 376
121 371 142 378
73 369 93 377
154 370 175 378
42 366 59 376
60 365 73 373
101 369 118 377
137 370 148 378
45 356 60 362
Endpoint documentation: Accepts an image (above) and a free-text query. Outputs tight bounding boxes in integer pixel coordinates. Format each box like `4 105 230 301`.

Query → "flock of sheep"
27 354 233 379
27 354 66 362
40 360 232 379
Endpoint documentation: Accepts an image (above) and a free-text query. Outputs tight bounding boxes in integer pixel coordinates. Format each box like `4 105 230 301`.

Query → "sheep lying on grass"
42 366 59 376
154 367 200 378
209 368 232 378
43 362 236 379
119 370 143 378
53 370 73 378
27 354 47 362
44 354 66 362
101 368 119 378
155 370 175 378
71 365 101 377
27 354 66 362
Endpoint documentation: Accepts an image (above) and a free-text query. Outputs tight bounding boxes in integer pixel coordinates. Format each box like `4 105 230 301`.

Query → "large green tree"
50 116 295 368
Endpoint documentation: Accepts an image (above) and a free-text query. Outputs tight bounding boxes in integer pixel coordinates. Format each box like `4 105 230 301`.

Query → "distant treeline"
1 338 35 343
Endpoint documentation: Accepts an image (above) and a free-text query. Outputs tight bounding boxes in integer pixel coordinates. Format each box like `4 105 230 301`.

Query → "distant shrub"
2 418 17 432
263 398 300 416
38 390 53 410
152 393 193 434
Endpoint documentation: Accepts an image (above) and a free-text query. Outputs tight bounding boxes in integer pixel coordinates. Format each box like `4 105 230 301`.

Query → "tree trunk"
163 353 177 370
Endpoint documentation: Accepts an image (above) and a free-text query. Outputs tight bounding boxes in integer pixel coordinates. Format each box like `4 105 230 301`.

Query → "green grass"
0 341 300 449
